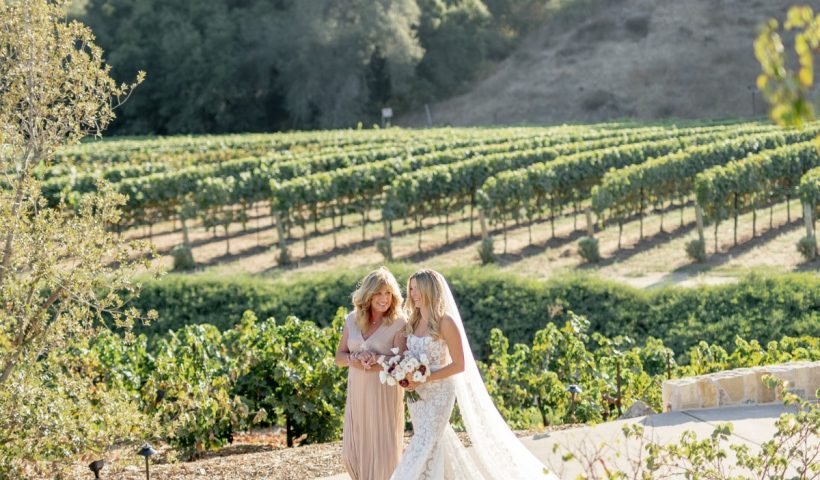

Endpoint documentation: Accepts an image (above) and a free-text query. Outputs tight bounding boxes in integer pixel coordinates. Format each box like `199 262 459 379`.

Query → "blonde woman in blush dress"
335 267 407 480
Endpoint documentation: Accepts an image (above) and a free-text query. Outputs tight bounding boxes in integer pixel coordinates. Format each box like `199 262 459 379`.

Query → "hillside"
400 0 809 126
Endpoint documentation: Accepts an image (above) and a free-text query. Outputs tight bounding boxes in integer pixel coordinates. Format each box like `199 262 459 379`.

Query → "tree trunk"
479 209 489 242
361 208 367 242
383 219 393 261
470 201 475 237
181 216 191 248
639 188 644 241
752 206 757 238
770 204 774 230
659 202 665 233
303 221 308 257
573 204 578 231
417 217 422 253
787 195 791 223
331 210 338 249
445 212 450 244
733 193 738 247
805 202 816 259
286 415 294 448
274 211 287 259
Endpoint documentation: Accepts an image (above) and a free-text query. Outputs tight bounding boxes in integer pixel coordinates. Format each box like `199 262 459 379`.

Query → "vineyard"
44 120 820 282
16 121 820 476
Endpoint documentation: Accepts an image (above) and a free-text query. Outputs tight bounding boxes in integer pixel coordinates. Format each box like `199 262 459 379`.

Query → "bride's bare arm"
393 329 408 354
426 314 465 382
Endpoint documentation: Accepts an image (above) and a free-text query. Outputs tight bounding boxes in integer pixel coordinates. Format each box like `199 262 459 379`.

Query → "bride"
390 269 559 480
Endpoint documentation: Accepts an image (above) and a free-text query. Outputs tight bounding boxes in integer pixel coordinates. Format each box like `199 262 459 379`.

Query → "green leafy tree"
274 0 423 128
755 6 820 133
83 0 288 134
415 0 496 99
0 0 150 473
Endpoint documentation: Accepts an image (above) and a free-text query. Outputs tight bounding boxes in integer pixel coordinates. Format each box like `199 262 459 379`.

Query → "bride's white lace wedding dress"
389 281 560 480
388 334 483 480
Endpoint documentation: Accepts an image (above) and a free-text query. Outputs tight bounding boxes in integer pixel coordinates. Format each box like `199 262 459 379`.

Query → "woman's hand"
352 351 377 370
403 379 421 391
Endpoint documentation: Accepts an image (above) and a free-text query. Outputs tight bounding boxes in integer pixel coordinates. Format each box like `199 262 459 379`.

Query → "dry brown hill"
400 0 808 126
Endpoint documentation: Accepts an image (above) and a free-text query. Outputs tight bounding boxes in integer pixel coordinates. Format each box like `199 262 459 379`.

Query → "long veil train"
441 279 559 479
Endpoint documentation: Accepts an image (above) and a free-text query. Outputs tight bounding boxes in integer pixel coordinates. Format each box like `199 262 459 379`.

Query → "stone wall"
662 361 820 412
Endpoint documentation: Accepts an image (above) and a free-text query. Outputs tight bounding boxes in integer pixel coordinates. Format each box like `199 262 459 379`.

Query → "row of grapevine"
269 134 582 252
380 125 714 249
798 166 820 258
42 131 532 202
269 125 727 255
477 124 779 250
74 308 819 454
590 126 820 244
40 127 564 183
44 128 607 231
49 125 599 169
694 141 819 249
800 166 820 212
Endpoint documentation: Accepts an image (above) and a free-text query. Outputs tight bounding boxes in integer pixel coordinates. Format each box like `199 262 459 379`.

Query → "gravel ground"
64 426 581 479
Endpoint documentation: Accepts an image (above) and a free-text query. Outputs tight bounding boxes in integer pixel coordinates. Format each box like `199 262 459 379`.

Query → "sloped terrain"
401 0 806 126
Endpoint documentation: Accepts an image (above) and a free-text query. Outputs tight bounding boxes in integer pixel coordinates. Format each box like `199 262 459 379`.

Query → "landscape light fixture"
88 459 105 479
137 443 157 480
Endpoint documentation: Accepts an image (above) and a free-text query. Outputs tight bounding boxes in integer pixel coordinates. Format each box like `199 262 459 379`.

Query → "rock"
619 400 655 419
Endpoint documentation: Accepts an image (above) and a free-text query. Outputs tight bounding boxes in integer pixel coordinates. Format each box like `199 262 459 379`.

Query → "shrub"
130 270 820 360
171 244 195 271
478 237 496 264
685 238 707 262
277 246 291 266
577 236 601 263
375 238 392 261
796 234 817 260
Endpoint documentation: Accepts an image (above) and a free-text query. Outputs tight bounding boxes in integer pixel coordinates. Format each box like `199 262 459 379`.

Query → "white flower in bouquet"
377 349 431 402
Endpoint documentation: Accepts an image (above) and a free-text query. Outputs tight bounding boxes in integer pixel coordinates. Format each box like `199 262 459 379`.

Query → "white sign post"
381 107 393 128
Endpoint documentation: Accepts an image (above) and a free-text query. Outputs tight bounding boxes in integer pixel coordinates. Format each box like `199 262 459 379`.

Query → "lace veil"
440 274 559 479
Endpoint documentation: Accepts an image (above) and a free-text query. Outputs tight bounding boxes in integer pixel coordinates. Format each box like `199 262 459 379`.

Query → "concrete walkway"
318 404 800 479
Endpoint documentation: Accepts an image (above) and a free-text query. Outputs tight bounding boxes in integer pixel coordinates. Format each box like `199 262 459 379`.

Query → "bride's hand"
404 379 421 391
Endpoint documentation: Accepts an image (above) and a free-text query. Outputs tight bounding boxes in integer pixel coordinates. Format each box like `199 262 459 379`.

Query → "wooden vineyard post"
805 201 817 259
479 209 489 243
585 208 594 237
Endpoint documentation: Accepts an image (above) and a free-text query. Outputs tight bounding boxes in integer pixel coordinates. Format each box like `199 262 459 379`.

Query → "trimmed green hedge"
131 269 819 359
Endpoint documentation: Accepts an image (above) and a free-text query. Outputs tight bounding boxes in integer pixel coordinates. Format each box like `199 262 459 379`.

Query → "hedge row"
131 269 820 359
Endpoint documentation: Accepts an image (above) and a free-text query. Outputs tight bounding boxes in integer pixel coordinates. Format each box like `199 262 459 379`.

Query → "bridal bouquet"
378 347 430 402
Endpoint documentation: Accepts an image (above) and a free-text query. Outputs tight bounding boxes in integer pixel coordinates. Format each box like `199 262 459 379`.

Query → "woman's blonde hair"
352 267 404 332
404 269 447 340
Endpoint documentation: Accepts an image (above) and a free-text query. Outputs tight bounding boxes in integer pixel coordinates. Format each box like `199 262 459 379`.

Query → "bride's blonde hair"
404 269 447 340
352 267 404 332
